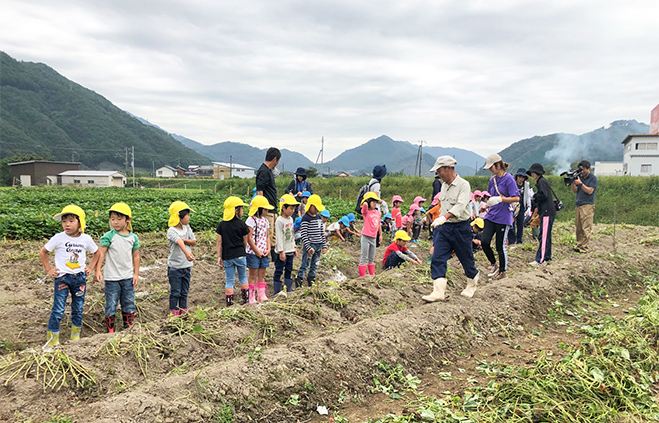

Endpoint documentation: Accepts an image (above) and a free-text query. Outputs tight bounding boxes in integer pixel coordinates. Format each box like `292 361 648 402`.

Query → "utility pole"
315 137 324 176
414 140 425 177
125 148 129 171
229 155 233 179
131 145 135 188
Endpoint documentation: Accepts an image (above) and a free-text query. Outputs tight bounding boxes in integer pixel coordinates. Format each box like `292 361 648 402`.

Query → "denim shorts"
246 253 270 269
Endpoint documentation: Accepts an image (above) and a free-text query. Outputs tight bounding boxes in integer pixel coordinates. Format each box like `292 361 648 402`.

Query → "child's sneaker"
487 263 499 277
43 331 60 351
491 271 507 280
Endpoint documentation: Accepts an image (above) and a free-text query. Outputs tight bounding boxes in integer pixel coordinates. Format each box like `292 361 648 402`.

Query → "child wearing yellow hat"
216 196 250 306
167 201 196 316
295 194 327 287
382 230 422 269
274 194 300 294
39 205 100 350
246 195 274 302
95 203 140 333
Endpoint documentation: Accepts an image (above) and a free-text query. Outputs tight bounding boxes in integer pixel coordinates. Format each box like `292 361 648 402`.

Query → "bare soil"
0 222 657 422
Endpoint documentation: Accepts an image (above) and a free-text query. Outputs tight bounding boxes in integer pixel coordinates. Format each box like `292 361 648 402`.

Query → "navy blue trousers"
431 221 478 280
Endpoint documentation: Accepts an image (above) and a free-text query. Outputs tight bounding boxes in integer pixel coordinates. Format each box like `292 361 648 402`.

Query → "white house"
621 134 659 176
594 161 623 176
58 171 126 187
156 165 178 178
212 162 255 179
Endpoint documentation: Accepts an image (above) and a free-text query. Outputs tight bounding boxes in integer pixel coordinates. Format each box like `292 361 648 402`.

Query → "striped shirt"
300 213 327 252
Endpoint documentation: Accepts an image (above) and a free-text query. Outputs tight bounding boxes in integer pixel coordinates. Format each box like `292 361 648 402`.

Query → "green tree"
306 167 319 178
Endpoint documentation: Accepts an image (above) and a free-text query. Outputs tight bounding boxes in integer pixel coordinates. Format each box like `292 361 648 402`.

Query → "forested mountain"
0 51 209 169
496 120 649 173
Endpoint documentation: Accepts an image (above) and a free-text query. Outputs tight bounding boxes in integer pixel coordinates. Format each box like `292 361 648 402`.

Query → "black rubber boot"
295 276 304 288
106 315 115 333
307 277 315 287
241 289 249 305
226 294 234 307
122 312 134 329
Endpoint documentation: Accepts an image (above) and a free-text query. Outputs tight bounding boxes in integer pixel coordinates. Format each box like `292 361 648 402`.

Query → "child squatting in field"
167 201 196 316
216 196 251 306
39 205 99 350
95 202 140 333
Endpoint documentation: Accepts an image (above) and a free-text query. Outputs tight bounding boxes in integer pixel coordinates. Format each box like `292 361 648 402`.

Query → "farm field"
1 217 659 422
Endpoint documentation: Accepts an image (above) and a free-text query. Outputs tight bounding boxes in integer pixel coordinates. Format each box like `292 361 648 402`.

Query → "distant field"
2 175 657 239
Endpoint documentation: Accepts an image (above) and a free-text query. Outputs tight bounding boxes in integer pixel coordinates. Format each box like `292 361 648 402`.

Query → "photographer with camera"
570 160 597 253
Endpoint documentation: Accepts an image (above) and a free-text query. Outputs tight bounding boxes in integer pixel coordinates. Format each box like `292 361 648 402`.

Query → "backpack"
355 180 377 215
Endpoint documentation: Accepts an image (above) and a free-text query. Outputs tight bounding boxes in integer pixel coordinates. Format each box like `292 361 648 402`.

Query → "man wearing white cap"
422 156 480 301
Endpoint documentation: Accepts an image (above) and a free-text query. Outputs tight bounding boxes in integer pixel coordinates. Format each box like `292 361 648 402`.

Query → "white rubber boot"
422 278 447 302
460 272 479 298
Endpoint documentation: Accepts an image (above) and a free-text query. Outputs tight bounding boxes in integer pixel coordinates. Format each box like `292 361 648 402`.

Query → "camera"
560 168 582 185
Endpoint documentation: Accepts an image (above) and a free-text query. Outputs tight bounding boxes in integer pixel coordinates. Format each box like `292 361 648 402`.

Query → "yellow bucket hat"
471 218 485 229
248 195 274 217
53 205 86 233
394 230 411 241
223 196 249 221
168 201 194 227
108 202 133 231
279 193 300 214
305 194 325 213
361 191 380 205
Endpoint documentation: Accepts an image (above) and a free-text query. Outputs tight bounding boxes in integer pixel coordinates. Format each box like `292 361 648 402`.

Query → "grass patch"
302 282 349 310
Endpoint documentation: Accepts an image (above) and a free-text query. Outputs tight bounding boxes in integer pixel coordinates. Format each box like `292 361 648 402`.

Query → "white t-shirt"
44 232 98 275
327 222 341 233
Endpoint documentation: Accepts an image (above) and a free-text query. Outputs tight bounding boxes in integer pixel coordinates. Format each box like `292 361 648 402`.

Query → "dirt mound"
0 223 657 422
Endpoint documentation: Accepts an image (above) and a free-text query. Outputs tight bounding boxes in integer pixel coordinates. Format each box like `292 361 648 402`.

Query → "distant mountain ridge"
172 135 314 172
0 51 209 169
322 135 485 176
496 120 649 173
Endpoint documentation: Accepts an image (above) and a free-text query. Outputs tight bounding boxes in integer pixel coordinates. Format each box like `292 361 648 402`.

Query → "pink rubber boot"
248 284 257 304
359 265 367 277
257 282 269 301
367 263 375 276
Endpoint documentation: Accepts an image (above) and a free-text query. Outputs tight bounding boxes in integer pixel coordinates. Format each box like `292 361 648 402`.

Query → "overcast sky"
2 0 658 161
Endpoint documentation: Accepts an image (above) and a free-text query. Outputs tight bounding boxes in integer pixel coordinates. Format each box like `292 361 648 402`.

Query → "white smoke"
544 133 584 173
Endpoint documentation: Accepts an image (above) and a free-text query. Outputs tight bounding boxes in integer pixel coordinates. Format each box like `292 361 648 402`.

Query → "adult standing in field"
481 154 520 280
369 165 389 215
571 160 597 253
256 147 281 260
508 168 533 245
432 171 442 202
423 156 479 302
285 167 313 204
527 163 555 265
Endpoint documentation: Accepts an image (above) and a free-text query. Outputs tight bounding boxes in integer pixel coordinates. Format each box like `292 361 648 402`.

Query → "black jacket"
533 176 556 217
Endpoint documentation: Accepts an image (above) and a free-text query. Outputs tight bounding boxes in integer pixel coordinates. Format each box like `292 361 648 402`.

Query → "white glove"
432 215 447 228
487 196 502 207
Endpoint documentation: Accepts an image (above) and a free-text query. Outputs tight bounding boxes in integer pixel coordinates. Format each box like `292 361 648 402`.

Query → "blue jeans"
104 278 136 316
274 252 294 293
297 243 323 280
224 257 248 289
48 272 86 331
431 221 478 280
168 267 191 310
